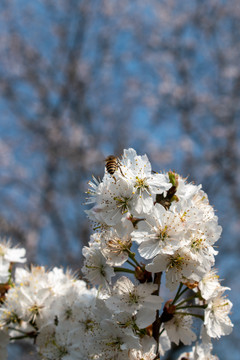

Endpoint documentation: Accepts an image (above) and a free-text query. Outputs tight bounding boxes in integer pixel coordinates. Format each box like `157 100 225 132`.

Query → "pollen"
169 255 184 270
113 196 129 214
128 291 140 304
157 225 168 241
134 176 149 191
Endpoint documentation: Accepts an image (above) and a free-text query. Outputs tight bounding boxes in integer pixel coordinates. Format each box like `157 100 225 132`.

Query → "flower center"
3 310 20 325
113 196 130 214
57 346 69 357
65 307 73 320
180 211 187 222
134 176 149 191
107 238 131 253
29 303 43 318
168 255 184 270
106 337 123 350
128 291 139 304
158 225 168 241
85 318 95 331
191 238 204 250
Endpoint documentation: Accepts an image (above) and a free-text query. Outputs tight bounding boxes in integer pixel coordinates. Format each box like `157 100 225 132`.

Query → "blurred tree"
0 0 132 267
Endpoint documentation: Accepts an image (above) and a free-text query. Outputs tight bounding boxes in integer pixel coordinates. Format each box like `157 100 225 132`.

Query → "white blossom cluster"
0 261 103 359
0 148 233 360
83 148 233 359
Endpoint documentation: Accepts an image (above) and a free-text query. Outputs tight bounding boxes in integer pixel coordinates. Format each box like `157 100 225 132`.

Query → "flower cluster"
0 148 233 359
83 148 233 358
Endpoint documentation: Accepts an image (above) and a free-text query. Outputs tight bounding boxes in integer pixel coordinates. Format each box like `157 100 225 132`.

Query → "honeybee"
105 155 124 182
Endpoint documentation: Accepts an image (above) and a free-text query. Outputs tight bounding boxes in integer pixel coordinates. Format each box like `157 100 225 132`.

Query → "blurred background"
0 0 239 358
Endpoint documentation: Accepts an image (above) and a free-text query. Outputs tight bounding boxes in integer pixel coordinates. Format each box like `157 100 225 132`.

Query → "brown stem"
152 272 162 359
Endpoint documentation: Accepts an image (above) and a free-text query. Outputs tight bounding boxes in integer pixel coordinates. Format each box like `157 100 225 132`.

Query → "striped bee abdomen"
105 155 118 175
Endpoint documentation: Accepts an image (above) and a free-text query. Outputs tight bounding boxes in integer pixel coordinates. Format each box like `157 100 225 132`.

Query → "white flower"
105 276 163 328
93 320 140 359
0 291 21 326
146 249 206 291
1 266 74 326
38 280 97 329
14 266 50 289
175 177 202 203
0 241 26 283
113 311 138 332
164 313 197 345
171 200 221 269
132 204 187 259
177 337 219 360
128 336 157 360
3 247 26 264
100 228 131 266
16 285 52 322
105 276 162 312
46 267 79 296
193 342 219 360
191 190 216 222
173 195 220 234
134 308 157 329
87 176 135 226
204 286 233 338
198 269 221 301
121 149 171 214
82 242 115 288
187 232 217 271
0 257 10 284
174 181 221 245
37 321 89 360
0 240 26 264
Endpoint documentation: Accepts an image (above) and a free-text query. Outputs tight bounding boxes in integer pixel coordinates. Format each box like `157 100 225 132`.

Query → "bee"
105 155 124 182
